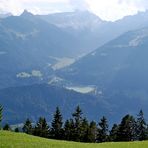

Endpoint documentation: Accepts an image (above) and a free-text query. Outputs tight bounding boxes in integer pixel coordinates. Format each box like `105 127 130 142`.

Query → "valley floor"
0 131 148 148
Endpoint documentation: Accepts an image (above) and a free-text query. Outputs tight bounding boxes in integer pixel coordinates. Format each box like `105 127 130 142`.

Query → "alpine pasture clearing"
0 131 148 148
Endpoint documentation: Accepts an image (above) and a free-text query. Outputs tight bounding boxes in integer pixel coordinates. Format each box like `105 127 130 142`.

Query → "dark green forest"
0 104 148 143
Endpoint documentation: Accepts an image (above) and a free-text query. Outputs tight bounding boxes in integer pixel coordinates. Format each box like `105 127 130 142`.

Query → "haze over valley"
1 6 148 126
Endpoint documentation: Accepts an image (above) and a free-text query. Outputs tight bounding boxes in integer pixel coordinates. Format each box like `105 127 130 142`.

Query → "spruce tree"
97 116 109 143
34 117 49 138
69 118 75 140
72 105 83 141
136 110 147 141
64 119 71 140
63 119 75 141
81 117 89 142
109 124 119 141
22 118 33 135
87 121 97 142
0 104 3 129
51 107 63 140
117 114 136 141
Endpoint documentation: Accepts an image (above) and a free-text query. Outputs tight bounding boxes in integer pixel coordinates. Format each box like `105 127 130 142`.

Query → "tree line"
0 104 148 143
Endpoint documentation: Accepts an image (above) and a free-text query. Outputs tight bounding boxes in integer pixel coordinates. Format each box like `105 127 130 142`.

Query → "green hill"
0 131 148 148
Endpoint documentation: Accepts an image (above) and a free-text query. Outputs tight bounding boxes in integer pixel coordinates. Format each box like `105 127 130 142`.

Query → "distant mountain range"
1 10 148 89
39 10 148 52
38 10 107 53
1 10 148 124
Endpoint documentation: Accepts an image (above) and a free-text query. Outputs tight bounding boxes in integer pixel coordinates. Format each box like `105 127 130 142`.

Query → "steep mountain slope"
0 11 83 89
58 27 148 118
2 10 148 90
59 27 148 84
0 84 109 124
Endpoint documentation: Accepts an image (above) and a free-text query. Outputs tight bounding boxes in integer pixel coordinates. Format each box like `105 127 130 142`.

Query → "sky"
0 0 148 21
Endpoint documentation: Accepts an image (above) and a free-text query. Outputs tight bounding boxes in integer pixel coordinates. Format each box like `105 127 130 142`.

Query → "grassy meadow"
0 130 148 148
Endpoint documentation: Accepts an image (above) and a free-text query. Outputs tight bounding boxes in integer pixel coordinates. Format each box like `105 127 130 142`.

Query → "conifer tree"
64 119 71 140
64 119 75 141
69 118 76 140
109 124 119 141
34 117 49 138
72 105 83 141
51 107 63 139
81 117 89 142
117 114 136 141
22 118 33 135
87 121 97 142
97 116 109 142
136 110 147 141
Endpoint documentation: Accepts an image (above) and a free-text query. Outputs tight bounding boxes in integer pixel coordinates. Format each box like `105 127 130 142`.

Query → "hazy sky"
0 0 148 21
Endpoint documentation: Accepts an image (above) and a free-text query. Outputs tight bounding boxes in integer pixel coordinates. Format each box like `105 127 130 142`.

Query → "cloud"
0 0 23 14
85 0 148 21
69 0 90 11
1 0 148 20
118 0 148 10
0 0 71 15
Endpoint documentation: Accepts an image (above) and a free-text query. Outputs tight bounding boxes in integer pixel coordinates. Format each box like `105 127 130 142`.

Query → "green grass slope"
0 131 148 148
